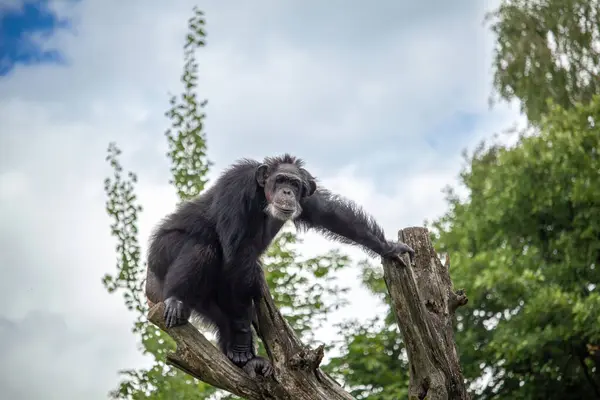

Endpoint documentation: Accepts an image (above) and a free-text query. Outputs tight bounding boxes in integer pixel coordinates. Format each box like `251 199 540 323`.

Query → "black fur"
145 154 414 374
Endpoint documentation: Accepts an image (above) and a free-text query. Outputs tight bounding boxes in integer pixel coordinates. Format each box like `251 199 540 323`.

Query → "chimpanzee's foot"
243 356 274 378
226 343 255 366
163 297 191 328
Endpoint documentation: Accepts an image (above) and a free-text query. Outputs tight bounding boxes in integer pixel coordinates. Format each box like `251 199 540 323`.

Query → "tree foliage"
431 97 600 399
102 7 352 399
325 2 600 398
325 98 600 400
489 0 600 124
102 8 217 399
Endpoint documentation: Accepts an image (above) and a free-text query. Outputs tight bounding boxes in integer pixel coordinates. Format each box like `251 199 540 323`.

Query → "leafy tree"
489 0 600 124
102 7 351 399
327 3 600 398
430 96 600 399
102 9 216 399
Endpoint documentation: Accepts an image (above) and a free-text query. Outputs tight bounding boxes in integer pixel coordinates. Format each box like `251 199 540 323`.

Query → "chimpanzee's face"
256 163 316 221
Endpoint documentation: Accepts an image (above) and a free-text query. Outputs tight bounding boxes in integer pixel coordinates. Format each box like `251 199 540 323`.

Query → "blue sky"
0 0 523 398
0 0 72 76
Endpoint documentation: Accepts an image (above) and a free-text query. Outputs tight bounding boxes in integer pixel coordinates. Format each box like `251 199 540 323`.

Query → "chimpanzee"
145 154 415 374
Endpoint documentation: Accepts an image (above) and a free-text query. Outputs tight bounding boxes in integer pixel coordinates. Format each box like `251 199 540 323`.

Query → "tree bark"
147 226 469 399
384 227 470 400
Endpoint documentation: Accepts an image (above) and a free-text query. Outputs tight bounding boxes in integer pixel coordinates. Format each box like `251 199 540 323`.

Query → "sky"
0 0 525 398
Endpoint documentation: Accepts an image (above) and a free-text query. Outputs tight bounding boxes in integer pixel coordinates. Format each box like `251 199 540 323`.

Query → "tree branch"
148 303 268 399
147 226 469 399
147 273 353 400
382 227 470 400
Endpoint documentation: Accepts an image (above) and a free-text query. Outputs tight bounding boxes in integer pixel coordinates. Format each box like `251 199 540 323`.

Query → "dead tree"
147 227 470 399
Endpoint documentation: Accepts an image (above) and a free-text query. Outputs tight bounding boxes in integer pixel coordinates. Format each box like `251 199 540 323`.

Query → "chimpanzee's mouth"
266 202 300 221
275 205 295 215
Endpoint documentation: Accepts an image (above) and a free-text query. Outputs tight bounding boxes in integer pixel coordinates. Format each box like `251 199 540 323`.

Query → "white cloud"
0 0 523 398
0 310 146 400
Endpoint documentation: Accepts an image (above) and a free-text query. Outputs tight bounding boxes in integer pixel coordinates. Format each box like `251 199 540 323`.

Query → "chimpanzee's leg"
215 262 262 366
220 298 255 366
194 301 232 355
161 239 220 328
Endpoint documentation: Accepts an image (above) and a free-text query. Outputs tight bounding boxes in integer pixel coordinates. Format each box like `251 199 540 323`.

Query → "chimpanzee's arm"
296 189 411 259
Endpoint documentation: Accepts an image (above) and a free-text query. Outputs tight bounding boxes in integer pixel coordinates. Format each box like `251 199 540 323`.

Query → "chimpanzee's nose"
283 188 292 196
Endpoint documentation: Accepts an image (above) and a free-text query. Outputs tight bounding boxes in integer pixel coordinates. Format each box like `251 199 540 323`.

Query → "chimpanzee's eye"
276 175 285 184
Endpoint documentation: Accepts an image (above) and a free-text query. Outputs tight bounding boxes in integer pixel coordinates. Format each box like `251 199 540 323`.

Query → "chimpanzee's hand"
383 241 415 265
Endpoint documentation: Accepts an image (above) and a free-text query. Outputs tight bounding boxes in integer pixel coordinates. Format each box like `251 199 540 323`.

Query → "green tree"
327 3 600 398
102 7 351 399
325 100 600 400
102 9 216 399
489 0 600 124
430 97 600 399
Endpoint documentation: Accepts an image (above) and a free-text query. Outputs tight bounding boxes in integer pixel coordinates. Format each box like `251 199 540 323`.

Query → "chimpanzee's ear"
255 164 269 187
300 168 317 196
307 179 317 196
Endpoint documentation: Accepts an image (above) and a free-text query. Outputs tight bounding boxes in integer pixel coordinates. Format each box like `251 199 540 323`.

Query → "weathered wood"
146 226 469 399
382 227 469 400
147 271 353 400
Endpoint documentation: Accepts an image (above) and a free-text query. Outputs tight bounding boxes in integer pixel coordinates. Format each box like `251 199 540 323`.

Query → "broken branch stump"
382 227 469 400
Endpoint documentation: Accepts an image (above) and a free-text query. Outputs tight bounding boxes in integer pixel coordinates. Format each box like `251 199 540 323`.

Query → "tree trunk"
383 227 470 400
147 226 469 399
